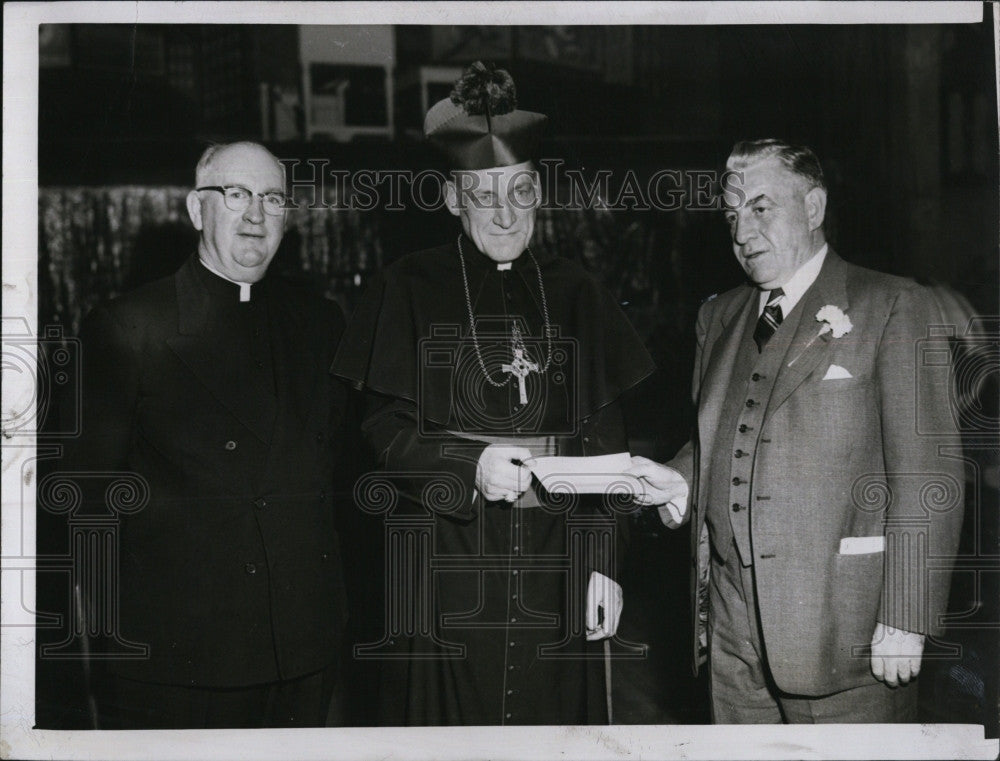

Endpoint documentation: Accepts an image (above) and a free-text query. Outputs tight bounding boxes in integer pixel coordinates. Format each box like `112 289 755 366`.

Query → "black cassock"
333 235 655 725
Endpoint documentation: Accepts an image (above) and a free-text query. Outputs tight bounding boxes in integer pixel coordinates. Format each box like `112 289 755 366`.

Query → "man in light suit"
66 142 352 728
628 139 965 722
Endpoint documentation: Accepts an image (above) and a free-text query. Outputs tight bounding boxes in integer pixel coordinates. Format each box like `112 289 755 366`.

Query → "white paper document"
524 452 646 496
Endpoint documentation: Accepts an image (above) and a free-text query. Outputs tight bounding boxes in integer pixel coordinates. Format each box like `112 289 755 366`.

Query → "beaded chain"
456 235 554 388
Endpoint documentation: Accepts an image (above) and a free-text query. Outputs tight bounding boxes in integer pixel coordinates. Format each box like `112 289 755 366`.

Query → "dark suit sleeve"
876 284 965 637
65 305 141 471
360 393 485 521
665 297 712 524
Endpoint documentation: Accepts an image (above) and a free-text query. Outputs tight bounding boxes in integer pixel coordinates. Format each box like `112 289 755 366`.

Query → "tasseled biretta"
424 60 547 171
450 61 517 119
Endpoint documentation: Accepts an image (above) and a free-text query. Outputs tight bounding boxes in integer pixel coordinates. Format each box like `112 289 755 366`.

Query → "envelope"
526 452 646 496
838 536 885 555
822 364 853 380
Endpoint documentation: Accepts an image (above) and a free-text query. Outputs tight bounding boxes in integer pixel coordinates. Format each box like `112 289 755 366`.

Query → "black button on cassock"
224 440 237 451
254 498 267 509
245 563 257 574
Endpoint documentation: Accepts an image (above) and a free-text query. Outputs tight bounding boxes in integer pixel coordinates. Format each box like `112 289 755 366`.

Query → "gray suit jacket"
669 250 965 695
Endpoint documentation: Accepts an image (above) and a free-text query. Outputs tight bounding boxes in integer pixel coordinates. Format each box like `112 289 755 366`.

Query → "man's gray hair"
193 141 283 187
727 139 826 191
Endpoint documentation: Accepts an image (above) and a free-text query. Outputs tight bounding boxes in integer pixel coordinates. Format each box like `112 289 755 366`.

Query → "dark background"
35 17 999 730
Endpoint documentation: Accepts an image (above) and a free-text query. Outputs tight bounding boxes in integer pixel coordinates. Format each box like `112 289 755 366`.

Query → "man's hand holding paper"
624 456 690 526
476 445 533 502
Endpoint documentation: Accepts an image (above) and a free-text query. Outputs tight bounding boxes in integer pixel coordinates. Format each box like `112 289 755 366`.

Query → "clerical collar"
458 233 550 273
198 257 255 302
757 244 828 316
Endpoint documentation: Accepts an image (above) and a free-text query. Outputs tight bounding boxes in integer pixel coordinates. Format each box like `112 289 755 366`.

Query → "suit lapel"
765 251 850 417
166 258 277 444
698 287 757 462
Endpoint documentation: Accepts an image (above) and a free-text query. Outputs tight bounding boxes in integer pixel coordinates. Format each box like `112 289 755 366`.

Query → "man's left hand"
586 571 623 641
870 622 925 687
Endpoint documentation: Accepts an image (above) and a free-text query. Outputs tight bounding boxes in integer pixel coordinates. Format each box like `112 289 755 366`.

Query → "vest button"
738 424 749 433
732 503 742 512
732 477 743 485
752 373 762 382
734 449 746 458
745 399 756 408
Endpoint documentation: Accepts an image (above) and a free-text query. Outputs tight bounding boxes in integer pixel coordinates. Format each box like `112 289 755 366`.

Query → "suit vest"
704 294 807 566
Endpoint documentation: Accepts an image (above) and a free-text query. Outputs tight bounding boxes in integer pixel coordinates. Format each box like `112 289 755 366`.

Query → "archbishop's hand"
624 456 690 527
871 622 925 687
586 571 623 641
476 445 533 503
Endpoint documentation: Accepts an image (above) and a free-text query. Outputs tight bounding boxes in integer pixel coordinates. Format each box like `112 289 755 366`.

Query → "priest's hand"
586 571 623 641
625 456 690 527
476 445 533 503
870 622 925 687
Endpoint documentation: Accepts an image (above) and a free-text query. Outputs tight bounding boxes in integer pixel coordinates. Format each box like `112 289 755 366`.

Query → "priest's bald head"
185 141 288 283
425 62 545 263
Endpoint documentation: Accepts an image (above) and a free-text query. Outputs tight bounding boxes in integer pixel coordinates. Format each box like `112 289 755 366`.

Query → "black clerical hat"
423 61 547 170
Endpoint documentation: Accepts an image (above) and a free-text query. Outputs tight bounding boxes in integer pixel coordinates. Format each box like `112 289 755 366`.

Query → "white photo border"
3 2 996 759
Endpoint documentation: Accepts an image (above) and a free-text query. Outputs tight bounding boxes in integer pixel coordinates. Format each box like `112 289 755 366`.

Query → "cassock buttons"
225 440 237 451
245 563 257 574
732 477 743 485
734 449 746 458
732 503 742 513
254 498 267 509
738 424 749 433
745 399 756 408
752 373 762 382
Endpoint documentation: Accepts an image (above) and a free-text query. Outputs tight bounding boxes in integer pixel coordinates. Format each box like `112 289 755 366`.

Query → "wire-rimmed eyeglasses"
196 185 292 216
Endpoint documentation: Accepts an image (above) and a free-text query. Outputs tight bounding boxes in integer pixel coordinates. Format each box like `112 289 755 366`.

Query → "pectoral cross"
502 347 539 405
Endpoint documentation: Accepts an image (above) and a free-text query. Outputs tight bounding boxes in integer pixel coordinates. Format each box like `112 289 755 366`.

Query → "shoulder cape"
332 236 655 426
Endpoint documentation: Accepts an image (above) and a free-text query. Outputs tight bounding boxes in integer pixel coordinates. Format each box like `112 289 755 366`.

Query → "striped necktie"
753 287 784 351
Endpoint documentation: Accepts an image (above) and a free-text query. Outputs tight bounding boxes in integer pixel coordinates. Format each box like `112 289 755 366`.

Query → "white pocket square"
839 536 885 555
822 364 853 380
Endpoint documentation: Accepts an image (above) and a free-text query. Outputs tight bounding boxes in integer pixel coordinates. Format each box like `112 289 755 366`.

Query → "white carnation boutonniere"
815 305 853 338
788 305 853 366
